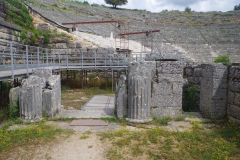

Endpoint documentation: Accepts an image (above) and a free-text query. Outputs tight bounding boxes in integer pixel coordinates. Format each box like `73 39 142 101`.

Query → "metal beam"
120 30 160 36
62 20 118 25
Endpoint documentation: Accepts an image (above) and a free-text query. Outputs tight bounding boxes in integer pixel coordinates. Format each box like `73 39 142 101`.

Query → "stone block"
19 76 42 122
67 41 76 48
234 92 240 106
228 105 240 120
32 68 52 89
193 68 202 77
228 91 235 104
184 67 193 76
55 43 67 49
151 106 182 118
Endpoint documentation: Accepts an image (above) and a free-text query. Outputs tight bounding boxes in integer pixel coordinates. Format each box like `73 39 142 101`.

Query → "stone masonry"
151 61 183 118
115 75 127 118
228 65 240 122
14 68 61 122
200 64 228 119
19 76 42 121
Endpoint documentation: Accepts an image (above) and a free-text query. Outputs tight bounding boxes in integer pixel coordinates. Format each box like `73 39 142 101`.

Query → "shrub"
186 84 197 111
214 55 231 66
185 7 192 13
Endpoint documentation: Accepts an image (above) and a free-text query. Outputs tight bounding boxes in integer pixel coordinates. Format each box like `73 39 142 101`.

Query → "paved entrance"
56 95 115 119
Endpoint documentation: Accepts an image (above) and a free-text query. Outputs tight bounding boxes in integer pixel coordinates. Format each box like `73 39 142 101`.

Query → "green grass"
152 116 172 126
80 135 89 139
98 121 240 160
0 121 73 152
214 55 231 66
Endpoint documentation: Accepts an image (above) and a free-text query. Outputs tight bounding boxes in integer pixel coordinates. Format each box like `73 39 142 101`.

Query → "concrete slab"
56 95 115 118
70 120 108 126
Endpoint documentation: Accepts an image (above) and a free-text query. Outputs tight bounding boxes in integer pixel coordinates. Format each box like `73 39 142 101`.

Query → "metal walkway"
0 40 145 81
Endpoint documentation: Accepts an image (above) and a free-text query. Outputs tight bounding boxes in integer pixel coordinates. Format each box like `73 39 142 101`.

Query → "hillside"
6 0 240 62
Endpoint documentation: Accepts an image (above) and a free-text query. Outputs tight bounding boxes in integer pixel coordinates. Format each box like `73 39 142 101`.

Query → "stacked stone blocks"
151 61 183 118
228 65 240 122
200 64 228 119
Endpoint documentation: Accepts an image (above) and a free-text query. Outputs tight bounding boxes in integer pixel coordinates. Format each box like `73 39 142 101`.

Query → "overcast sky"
78 0 239 12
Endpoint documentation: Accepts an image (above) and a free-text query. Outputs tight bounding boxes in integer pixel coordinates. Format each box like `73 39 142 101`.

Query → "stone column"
127 61 155 123
151 61 183 118
19 76 42 122
200 64 228 119
115 75 127 118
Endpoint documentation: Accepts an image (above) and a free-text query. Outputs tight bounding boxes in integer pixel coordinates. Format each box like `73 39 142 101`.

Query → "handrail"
0 40 146 80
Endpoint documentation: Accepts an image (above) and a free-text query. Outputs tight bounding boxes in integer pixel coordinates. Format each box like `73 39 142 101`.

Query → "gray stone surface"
227 65 240 122
151 61 183 118
32 68 52 88
200 64 228 119
127 61 154 123
115 75 127 118
19 76 42 121
43 75 61 118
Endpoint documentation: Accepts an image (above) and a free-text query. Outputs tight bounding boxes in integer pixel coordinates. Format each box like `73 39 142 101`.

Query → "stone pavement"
56 95 115 119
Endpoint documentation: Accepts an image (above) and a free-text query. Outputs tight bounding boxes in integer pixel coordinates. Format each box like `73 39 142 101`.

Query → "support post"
26 45 29 76
112 69 113 92
46 48 49 66
95 51 96 69
10 42 14 79
37 47 40 68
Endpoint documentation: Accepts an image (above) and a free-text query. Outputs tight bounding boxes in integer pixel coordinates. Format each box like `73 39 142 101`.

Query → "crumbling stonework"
228 65 240 122
200 64 228 119
115 75 127 118
19 76 42 122
32 68 52 88
43 75 61 118
127 61 155 123
151 61 183 118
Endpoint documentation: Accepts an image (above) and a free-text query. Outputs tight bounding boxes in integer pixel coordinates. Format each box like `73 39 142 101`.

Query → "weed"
80 135 89 139
175 116 185 121
0 122 72 151
152 116 171 126
185 84 197 111
214 55 231 66
100 117 118 123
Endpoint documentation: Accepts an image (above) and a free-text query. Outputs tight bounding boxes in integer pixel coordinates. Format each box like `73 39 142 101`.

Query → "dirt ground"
0 132 107 160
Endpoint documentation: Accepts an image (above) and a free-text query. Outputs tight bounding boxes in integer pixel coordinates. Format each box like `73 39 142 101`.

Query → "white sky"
78 0 239 12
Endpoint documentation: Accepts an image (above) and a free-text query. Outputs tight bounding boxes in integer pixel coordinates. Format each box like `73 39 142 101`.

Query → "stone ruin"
116 61 240 123
9 68 61 122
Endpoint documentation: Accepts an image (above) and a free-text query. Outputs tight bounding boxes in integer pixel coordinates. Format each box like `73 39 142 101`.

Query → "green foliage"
214 55 231 66
105 0 128 8
185 84 197 111
8 99 19 119
83 1 89 5
91 3 99 7
152 116 171 126
185 7 192 13
43 30 51 44
234 4 240 10
6 0 33 30
20 30 29 44
0 122 72 151
99 121 240 160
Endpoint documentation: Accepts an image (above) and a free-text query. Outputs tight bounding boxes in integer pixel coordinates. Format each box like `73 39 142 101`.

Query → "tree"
234 4 240 10
105 0 128 8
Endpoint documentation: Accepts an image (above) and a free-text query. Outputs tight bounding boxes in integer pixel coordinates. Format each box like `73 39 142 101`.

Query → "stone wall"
228 65 240 122
151 61 183 118
200 64 228 119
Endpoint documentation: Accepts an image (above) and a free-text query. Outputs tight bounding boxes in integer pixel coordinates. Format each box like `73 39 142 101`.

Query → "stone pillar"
19 76 42 122
200 64 228 119
42 75 61 118
32 68 52 88
127 61 155 123
227 65 240 122
115 75 127 118
151 61 183 118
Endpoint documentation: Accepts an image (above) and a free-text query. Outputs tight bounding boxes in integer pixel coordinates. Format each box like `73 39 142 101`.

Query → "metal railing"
0 40 146 79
